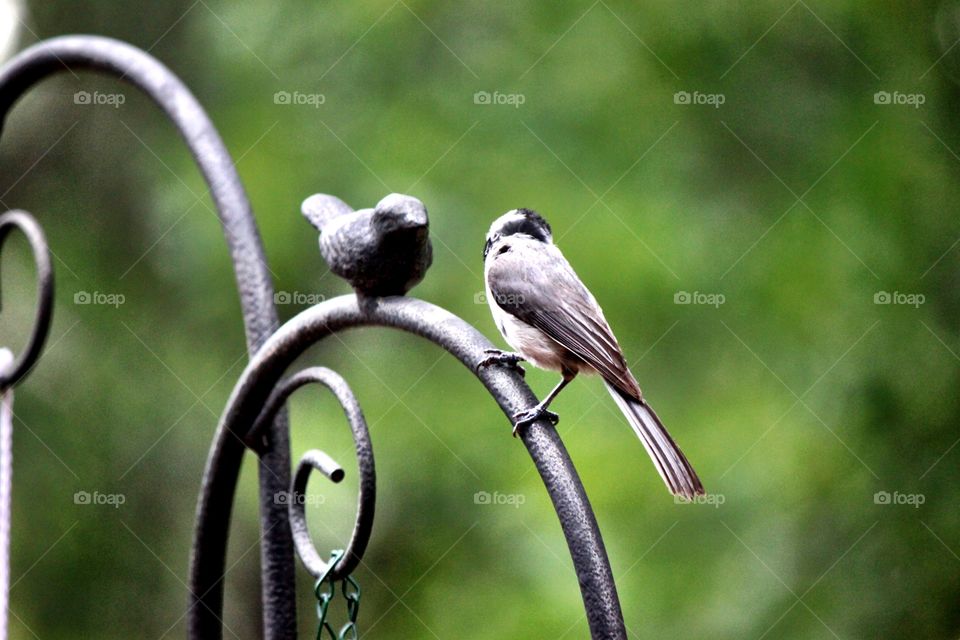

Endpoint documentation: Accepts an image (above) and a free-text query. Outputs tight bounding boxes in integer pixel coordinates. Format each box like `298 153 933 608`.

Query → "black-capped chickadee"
479 208 704 498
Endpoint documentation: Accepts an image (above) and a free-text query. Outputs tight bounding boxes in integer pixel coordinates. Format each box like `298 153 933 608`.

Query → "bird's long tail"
605 382 704 499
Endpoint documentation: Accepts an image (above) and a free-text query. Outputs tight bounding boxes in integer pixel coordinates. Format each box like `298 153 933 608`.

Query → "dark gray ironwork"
0 347 12 640
0 209 53 640
194 295 626 639
249 367 376 582
0 210 53 389
301 193 433 297
0 35 628 640
0 35 297 639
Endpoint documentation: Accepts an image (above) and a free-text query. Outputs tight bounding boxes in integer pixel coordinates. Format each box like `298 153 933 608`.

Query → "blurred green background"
1 1 959 638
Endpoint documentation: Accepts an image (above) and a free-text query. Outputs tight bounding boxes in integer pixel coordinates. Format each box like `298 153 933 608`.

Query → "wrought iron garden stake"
0 37 298 638
0 349 12 640
0 208 54 640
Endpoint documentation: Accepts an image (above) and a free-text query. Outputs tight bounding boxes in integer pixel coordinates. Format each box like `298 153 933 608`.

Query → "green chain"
315 550 361 640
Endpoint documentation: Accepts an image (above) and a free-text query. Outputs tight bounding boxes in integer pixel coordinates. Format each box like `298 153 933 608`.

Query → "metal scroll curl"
191 294 627 640
0 209 53 640
247 367 375 582
0 210 53 391
0 37 296 638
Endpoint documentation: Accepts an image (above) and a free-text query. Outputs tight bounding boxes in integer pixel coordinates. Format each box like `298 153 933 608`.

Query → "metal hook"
249 367 375 581
0 211 53 391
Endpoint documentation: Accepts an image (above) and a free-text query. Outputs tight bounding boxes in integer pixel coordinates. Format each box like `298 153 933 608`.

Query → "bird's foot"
477 349 525 377
511 405 559 437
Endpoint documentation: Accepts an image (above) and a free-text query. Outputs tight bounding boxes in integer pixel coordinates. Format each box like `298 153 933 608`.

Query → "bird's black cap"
484 208 553 258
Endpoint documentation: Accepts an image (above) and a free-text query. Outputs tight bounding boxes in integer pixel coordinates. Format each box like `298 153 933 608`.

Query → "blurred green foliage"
1 1 959 638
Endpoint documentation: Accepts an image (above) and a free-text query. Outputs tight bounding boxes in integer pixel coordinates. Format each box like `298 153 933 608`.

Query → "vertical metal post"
0 37 297 638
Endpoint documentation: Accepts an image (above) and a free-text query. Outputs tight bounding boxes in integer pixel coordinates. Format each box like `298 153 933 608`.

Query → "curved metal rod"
0 348 15 640
0 210 52 390
191 295 626 640
0 37 296 637
249 367 375 581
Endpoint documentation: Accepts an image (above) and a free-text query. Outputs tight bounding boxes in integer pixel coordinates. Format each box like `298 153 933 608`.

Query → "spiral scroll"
0 209 54 640
248 367 376 581
191 294 627 640
0 210 53 390
0 37 297 637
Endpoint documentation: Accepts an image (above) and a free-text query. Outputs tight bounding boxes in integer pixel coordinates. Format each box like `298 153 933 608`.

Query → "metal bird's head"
483 208 553 258
372 193 429 235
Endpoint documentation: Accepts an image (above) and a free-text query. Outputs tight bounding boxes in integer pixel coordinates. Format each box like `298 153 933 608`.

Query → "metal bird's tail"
301 193 353 231
605 382 704 499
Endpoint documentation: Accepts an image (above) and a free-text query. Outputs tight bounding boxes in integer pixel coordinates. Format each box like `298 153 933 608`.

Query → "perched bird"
301 192 432 297
479 208 704 498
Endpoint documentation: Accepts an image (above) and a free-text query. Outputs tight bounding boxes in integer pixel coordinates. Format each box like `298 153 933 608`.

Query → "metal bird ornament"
301 193 433 297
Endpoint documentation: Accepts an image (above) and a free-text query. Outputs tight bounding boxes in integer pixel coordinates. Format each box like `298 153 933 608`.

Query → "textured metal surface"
0 348 14 640
193 295 627 639
302 192 433 297
249 367 376 581
0 37 296 639
0 209 52 640
0 211 53 390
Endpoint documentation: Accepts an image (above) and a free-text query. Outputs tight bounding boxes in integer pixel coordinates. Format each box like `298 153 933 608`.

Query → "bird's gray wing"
487 241 642 399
